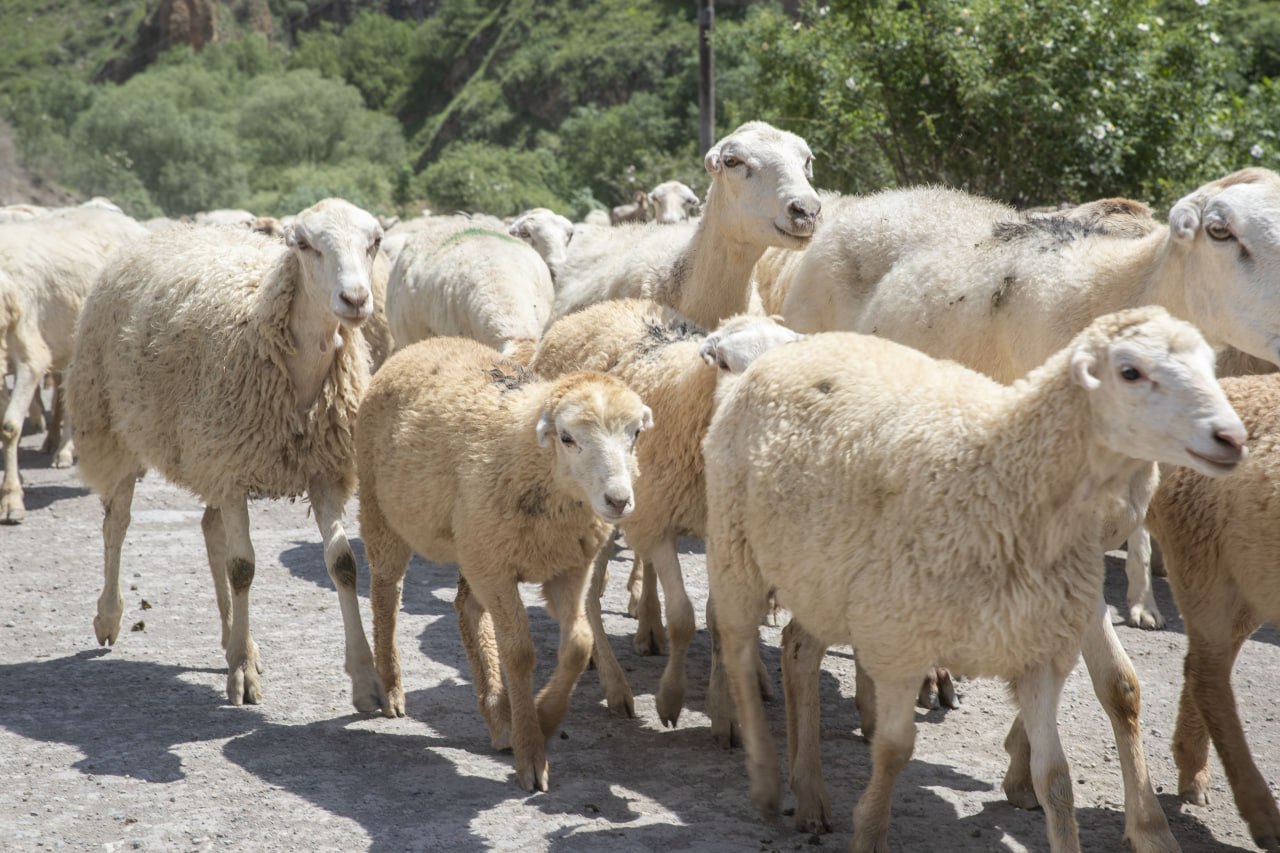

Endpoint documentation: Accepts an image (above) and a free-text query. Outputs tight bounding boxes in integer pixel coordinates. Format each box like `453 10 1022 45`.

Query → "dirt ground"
2 423 1278 853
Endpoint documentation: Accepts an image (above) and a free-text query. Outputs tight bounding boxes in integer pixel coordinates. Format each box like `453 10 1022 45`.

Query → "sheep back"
356 337 613 581
69 225 368 506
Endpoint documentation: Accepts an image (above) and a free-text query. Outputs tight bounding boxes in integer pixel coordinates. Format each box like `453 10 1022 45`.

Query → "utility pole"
698 0 715 155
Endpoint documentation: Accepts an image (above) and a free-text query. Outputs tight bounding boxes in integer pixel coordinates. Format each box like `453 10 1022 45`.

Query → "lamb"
704 307 1244 852
67 198 386 711
386 227 554 363
1143 374 1280 852
1 207 149 523
610 189 652 225
507 208 575 281
551 121 821 328
355 336 652 792
530 299 801 721
781 171 1280 630
648 180 701 224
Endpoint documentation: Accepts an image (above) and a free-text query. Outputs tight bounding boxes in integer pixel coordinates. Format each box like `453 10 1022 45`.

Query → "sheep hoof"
711 719 740 750
1179 786 1210 807
1126 603 1165 630
656 694 682 729
633 626 668 656
604 688 635 719
515 755 549 793
749 774 781 818
793 803 832 835
0 501 25 524
227 663 263 706
1003 785 1041 811
93 614 120 646
52 449 75 469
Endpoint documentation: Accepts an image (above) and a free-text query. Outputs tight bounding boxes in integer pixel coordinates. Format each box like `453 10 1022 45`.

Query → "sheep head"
703 121 822 249
508 208 575 272
700 314 803 374
1068 307 1245 479
1166 168 1280 369
536 372 653 523
648 180 702 225
285 198 383 327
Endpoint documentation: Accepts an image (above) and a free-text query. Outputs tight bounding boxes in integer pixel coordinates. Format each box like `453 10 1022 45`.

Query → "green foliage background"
1 0 1278 219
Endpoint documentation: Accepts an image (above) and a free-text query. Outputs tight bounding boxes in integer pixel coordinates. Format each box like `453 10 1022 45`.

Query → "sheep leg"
364 515 412 719
856 662 955 739
1180 615 1280 849
706 593 774 748
851 674 918 853
625 555 644 618
200 506 234 653
633 556 667 656
44 373 74 468
1014 660 1081 853
24 390 45 436
218 495 262 705
481 578 548 792
781 620 832 835
717 593 780 816
854 658 878 741
93 474 136 646
309 477 385 715
1124 526 1165 629
653 535 696 727
536 567 595 741
454 576 511 748
584 533 635 718
1 348 46 524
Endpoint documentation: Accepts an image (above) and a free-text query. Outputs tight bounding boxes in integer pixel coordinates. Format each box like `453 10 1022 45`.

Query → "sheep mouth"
774 224 813 244
1185 447 1243 474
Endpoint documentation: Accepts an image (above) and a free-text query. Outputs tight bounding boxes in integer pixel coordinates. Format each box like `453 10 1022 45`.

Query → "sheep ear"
647 191 658 204
1169 197 1202 242
536 410 556 448
1071 349 1102 390
699 336 721 367
639 405 655 432
704 147 722 175
285 224 306 250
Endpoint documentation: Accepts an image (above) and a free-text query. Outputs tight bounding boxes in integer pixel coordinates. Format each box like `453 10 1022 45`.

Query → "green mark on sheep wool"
425 227 526 264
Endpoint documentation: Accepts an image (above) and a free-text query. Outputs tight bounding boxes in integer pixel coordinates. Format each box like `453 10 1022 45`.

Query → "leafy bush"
417 141 567 215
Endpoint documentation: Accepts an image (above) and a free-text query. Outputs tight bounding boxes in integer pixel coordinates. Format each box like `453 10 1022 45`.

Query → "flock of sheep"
4 118 1280 852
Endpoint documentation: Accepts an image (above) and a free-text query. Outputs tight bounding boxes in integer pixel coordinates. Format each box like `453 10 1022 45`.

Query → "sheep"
704 307 1244 852
0 207 148 523
66 198 386 711
1143 374 1280 852
648 180 701 224
507 208 575 281
355 336 652 792
386 227 554 363
194 208 256 229
530 299 801 720
610 189 652 225
781 170 1280 630
360 248 394 372
252 216 285 238
551 121 821 329
582 208 611 227
380 212 506 269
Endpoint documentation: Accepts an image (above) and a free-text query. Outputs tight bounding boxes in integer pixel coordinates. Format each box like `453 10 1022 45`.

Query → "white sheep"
582 209 611 227
193 208 256 229
355 336 652 792
507 208 575 281
648 180 701 224
781 171 1280 630
1143 374 1280 852
531 299 801 721
67 198 386 711
386 227 554 364
610 189 652 225
704 307 1244 852
380 212 506 269
0 207 148 523
551 121 821 329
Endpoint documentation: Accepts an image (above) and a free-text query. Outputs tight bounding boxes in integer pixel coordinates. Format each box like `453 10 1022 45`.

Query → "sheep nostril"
604 495 630 514
1213 429 1245 452
340 290 370 311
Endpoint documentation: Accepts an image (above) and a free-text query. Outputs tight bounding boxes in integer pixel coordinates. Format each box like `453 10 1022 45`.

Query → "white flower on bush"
1051 101 1063 113
1137 22 1150 32
1092 124 1107 140
1252 144 1265 159
1209 32 1221 44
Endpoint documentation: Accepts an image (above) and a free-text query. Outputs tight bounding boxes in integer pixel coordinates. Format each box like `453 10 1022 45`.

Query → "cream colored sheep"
0 207 148 523
361 249 394 371
67 198 385 710
1144 374 1280 852
356 336 652 792
648 180 701 224
380 212 506 269
551 121 821 328
507 208 574 281
610 189 652 225
782 171 1280 630
704 307 1245 852
531 299 800 721
194 208 256 229
386 227 554 361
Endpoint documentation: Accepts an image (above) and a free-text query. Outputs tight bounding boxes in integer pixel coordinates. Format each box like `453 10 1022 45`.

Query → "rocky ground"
1 424 1278 852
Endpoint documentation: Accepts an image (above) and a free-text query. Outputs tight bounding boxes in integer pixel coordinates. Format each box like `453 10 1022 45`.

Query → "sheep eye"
722 155 741 169
559 432 576 448
1119 365 1144 382
370 237 382 253
1205 220 1232 241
